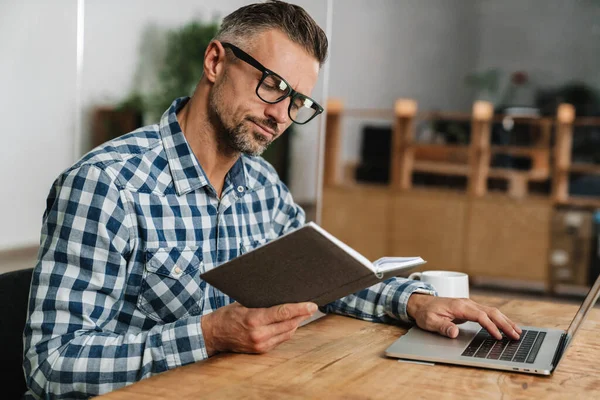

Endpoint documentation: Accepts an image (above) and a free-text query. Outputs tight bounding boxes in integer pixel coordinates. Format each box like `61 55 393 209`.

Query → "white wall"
0 1 78 250
473 0 600 106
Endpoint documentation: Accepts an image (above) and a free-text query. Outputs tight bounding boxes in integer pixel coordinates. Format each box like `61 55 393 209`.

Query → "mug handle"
408 272 422 281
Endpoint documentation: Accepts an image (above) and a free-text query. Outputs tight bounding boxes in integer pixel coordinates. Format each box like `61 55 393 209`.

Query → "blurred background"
1 0 600 300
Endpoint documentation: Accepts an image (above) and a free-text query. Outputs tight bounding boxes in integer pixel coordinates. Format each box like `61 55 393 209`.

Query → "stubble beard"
208 75 275 157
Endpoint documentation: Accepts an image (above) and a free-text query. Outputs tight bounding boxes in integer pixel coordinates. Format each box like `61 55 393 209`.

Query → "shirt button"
173 266 182 275
237 186 245 193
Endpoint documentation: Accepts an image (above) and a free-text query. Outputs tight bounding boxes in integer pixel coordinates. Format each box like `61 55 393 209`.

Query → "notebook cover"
200 224 389 308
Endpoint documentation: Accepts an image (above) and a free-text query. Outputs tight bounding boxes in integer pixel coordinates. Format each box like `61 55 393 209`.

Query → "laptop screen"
565 274 600 347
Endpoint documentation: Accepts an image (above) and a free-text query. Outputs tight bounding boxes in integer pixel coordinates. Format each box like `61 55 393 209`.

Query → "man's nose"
264 98 290 125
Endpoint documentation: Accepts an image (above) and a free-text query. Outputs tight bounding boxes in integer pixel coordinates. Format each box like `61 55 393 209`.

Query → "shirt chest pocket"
137 246 205 323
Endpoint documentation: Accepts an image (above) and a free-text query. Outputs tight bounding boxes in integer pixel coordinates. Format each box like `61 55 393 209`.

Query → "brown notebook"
200 222 426 308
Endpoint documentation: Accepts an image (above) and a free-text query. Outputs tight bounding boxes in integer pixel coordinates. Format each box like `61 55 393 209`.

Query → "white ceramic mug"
408 270 469 298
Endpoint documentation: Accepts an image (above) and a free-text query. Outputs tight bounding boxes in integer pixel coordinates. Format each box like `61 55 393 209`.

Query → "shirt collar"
159 97 250 196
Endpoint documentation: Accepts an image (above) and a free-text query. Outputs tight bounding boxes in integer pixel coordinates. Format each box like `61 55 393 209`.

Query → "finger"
455 303 503 340
504 314 522 335
255 324 299 353
262 314 309 338
483 307 520 340
477 312 503 340
502 313 523 336
437 320 460 339
264 302 317 324
414 305 461 339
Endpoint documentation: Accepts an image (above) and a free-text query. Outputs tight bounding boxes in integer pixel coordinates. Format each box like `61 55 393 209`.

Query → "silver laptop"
385 274 600 375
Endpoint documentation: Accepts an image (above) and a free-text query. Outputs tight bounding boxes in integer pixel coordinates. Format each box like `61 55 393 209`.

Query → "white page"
306 222 377 272
307 222 426 275
373 257 426 273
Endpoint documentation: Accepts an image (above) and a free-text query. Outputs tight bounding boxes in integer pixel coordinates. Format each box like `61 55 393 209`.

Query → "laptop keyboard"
461 329 546 364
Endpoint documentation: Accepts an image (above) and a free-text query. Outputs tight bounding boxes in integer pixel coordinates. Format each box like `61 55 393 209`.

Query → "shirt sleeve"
320 277 437 324
271 180 305 236
23 164 209 399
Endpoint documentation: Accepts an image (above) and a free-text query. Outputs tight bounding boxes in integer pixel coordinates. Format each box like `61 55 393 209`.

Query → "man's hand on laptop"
201 302 318 356
407 295 522 340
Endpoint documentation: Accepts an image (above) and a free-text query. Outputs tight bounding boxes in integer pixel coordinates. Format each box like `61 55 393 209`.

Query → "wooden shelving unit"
325 99 557 199
552 107 600 209
321 98 600 294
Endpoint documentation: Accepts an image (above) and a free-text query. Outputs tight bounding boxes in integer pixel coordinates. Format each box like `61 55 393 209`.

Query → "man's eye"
261 81 280 92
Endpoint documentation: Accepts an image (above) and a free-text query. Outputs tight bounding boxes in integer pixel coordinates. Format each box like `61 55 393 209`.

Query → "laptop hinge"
551 333 568 371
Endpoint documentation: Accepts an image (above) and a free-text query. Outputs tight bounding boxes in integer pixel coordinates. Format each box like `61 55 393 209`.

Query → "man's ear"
203 40 226 84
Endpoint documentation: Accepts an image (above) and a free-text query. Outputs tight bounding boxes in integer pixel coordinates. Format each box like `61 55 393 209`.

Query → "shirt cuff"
385 278 437 324
161 314 208 369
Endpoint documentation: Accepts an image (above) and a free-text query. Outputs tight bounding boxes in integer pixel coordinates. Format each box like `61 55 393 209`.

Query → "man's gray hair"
215 0 328 67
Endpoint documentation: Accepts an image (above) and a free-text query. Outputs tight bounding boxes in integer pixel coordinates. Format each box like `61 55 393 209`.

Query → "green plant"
146 20 220 120
464 68 501 99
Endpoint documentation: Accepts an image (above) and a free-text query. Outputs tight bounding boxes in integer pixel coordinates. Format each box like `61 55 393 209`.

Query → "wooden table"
98 296 600 399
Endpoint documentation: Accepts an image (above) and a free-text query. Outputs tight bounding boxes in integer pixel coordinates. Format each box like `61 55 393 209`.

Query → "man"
23 1 521 398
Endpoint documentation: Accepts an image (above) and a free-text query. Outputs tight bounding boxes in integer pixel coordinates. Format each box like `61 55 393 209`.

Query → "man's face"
208 29 320 156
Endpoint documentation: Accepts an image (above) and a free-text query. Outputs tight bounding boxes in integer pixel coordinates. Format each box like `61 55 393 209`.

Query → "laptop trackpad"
402 321 481 349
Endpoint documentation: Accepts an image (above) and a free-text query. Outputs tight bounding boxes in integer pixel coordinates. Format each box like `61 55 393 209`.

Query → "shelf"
573 117 600 127
487 169 528 179
411 163 549 182
490 115 553 124
558 196 600 209
413 144 468 151
412 161 470 176
411 145 550 161
416 112 553 124
490 146 548 157
413 144 469 164
569 163 600 175
488 168 549 181
335 109 600 126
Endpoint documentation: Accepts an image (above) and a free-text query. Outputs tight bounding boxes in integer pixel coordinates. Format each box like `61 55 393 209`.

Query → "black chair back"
0 268 34 400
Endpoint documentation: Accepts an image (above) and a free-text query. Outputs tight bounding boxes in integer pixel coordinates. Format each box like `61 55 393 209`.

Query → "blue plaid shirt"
24 97 433 399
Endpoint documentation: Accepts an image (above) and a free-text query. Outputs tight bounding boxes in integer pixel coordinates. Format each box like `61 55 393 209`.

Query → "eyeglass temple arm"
221 42 268 74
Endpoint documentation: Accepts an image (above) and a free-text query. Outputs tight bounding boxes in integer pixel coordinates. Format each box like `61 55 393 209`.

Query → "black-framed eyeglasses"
221 42 323 125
